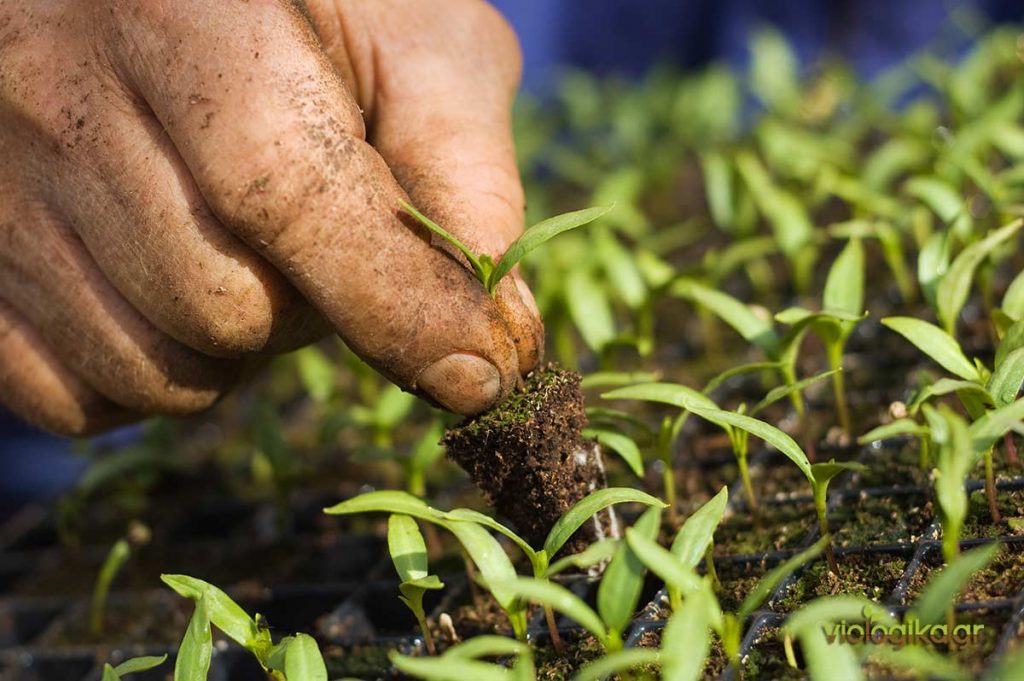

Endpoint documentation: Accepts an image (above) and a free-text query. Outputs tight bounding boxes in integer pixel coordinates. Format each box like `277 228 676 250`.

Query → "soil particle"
443 364 614 554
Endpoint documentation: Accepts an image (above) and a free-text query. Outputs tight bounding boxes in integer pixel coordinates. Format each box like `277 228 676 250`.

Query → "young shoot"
775 237 866 434
162 574 329 681
388 514 444 654
400 200 613 295
325 487 664 644
808 460 868 572
90 522 150 635
98 655 168 681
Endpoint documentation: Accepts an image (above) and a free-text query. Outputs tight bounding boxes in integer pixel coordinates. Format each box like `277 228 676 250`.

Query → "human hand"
0 0 543 435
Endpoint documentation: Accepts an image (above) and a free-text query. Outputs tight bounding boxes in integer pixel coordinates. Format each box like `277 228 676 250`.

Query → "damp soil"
444 364 613 553
774 553 908 612
906 542 1024 604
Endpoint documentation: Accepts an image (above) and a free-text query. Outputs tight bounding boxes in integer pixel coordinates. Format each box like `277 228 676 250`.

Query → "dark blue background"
3 0 1023 504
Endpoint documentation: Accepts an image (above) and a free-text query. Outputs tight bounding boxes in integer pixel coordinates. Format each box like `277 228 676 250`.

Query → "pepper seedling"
399 200 613 295
325 487 664 644
98 655 168 681
387 514 444 654
493 506 661 653
90 522 150 635
161 574 329 681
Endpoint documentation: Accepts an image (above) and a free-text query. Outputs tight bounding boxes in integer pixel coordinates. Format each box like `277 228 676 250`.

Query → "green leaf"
324 490 446 523
388 515 430 583
700 151 735 230
995 320 1024 369
904 176 964 223
687 405 812 484
739 536 826 620
809 460 868 486
908 378 993 413
823 238 865 317
969 396 1024 453
751 369 839 416
881 317 980 381
496 577 607 643
295 346 335 403
598 507 661 636
937 219 1024 333
626 528 703 596
491 205 614 291
161 575 255 649
670 279 779 357
112 655 168 676
390 653 512 681
988 347 1024 407
443 636 531 660
445 520 521 615
565 268 617 352
703 361 781 395
857 419 929 444
749 27 800 112
1003 269 1024 320
918 230 952 310
911 543 1000 624
671 486 728 568
661 582 720 681
444 508 537 566
580 371 661 389
400 199 489 285
595 226 647 309
783 595 894 637
582 426 644 477
284 633 328 681
546 539 619 577
602 382 718 411
572 649 661 681
174 596 212 681
543 487 666 559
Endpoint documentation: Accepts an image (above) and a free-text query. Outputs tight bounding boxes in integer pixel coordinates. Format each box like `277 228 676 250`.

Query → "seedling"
775 237 867 434
808 460 869 572
324 487 664 643
98 655 167 681
388 514 444 654
90 522 150 635
399 200 613 295
161 574 328 680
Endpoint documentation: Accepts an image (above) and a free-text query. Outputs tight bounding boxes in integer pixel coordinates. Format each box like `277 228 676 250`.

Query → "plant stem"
826 343 851 435
737 451 759 514
941 518 960 564
984 448 1001 524
416 612 436 655
813 484 839 574
1005 432 1019 468
919 434 931 470
662 462 677 524
544 605 565 653
659 417 678 523
705 544 720 592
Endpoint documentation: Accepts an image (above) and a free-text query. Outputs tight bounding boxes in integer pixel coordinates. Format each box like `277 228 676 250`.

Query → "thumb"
345 0 545 377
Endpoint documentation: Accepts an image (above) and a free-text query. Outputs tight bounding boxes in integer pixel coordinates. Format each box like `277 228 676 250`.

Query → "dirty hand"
0 0 544 435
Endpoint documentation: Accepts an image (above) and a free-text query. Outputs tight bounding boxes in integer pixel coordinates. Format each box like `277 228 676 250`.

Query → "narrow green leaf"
491 205 614 290
739 536 826 619
388 515 430 583
687 405 812 483
700 151 735 230
602 382 718 411
399 199 488 284
988 347 1024 407
809 460 868 486
390 653 511 681
598 507 661 635
823 238 865 317
161 575 255 649
857 419 929 444
911 544 1000 624
324 490 446 523
565 268 617 352
295 346 335 403
784 595 894 637
443 508 537 566
904 176 965 223
626 528 703 596
937 220 1024 333
751 369 839 416
284 633 328 681
670 278 779 356
581 371 661 389
174 596 212 681
112 655 168 676
881 317 980 381
582 427 644 477
798 618 864 681
661 583 718 681
969 396 1024 453
867 646 969 681
703 361 781 395
543 487 666 559
102 665 119 681
1003 269 1024 320
909 378 993 412
496 577 606 643
546 539 619 577
572 649 661 681
996 319 1024 369
443 635 530 660
445 520 520 614
671 486 728 568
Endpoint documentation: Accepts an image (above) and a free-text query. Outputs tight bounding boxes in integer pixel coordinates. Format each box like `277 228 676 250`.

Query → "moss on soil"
830 494 935 547
774 553 908 612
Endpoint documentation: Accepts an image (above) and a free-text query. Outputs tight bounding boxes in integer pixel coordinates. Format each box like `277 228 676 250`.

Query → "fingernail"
514 276 541 320
417 353 501 415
